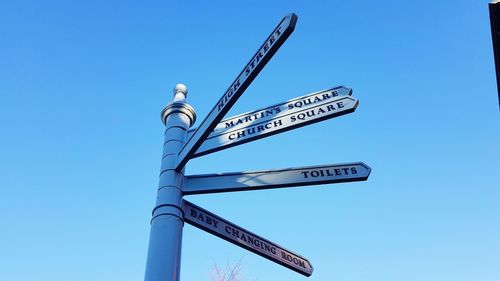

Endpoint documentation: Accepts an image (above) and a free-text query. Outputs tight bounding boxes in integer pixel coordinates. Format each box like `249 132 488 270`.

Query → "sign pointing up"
176 14 298 171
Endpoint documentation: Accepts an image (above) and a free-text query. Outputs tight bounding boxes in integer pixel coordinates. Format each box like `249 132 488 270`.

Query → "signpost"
182 200 314 276
183 162 371 195
144 13 371 281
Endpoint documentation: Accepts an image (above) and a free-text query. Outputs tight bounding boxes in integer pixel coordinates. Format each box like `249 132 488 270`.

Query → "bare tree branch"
210 258 248 281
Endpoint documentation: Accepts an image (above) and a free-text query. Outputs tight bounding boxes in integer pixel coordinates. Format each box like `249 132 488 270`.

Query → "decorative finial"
173 84 188 101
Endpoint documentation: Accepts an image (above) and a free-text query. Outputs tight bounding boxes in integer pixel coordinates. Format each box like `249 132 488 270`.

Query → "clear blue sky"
1 1 499 281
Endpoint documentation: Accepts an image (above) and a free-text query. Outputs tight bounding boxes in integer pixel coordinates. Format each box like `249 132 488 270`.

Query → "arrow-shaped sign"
190 95 358 158
182 200 314 276
211 86 352 133
185 86 352 140
175 14 298 171
183 162 371 195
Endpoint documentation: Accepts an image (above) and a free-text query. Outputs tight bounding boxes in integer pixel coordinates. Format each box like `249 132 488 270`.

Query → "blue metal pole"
144 84 196 281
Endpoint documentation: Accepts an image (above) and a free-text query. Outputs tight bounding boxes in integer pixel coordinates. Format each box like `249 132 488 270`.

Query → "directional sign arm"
192 96 359 158
175 13 298 171
210 86 352 133
182 200 314 276
184 86 351 142
183 162 371 195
